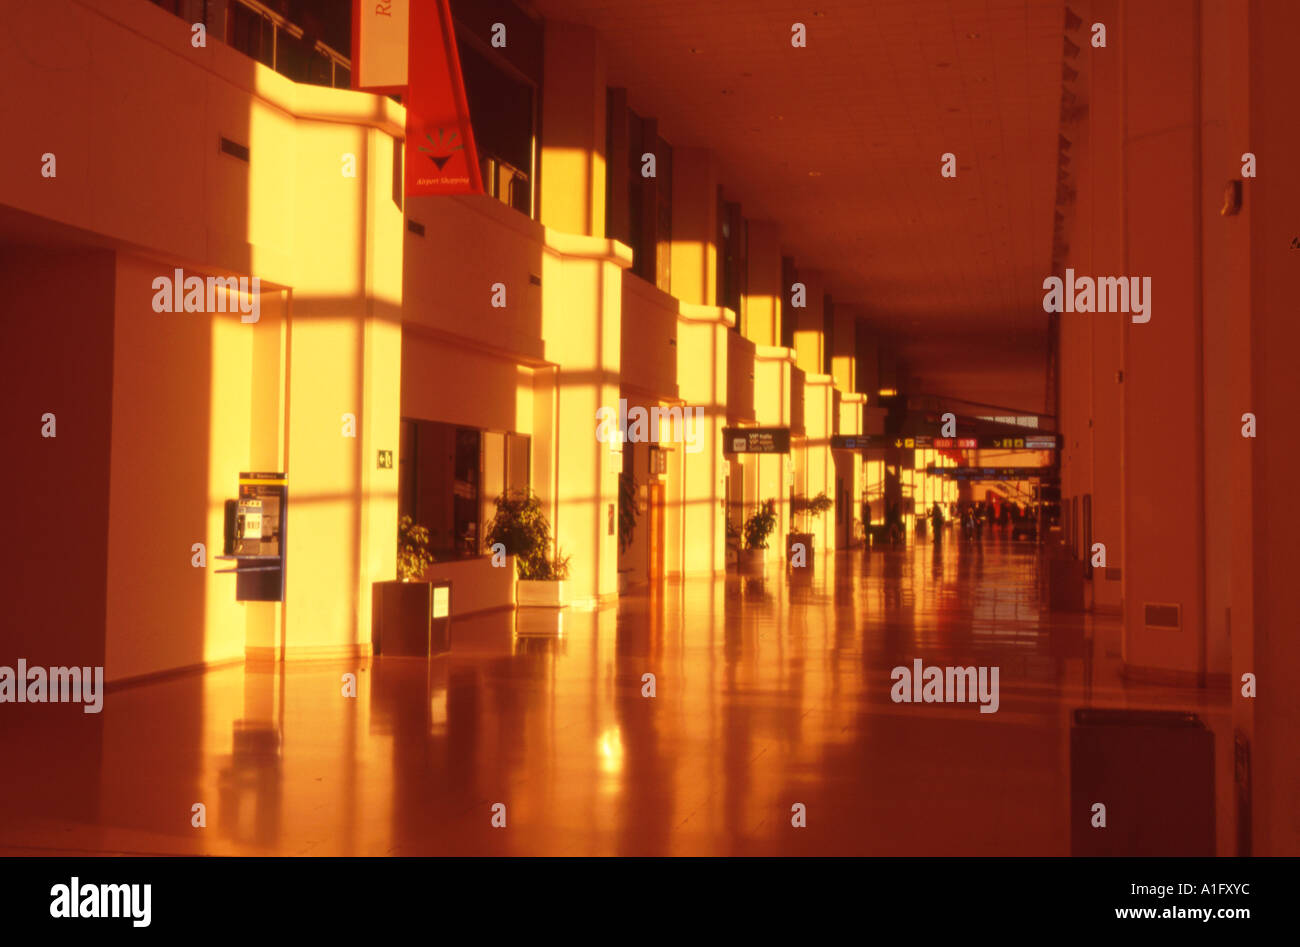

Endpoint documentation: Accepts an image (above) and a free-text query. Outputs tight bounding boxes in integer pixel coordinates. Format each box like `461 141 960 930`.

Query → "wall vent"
1144 602 1181 629
219 136 250 162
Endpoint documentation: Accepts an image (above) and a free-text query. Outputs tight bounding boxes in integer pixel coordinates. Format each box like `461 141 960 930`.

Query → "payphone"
217 472 287 602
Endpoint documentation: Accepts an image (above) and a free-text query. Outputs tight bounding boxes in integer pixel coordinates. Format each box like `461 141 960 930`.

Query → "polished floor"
0 538 1233 856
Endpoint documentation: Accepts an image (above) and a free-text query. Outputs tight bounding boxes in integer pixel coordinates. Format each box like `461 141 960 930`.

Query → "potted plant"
788 491 833 561
398 515 437 581
486 490 572 607
739 499 777 573
372 515 445 656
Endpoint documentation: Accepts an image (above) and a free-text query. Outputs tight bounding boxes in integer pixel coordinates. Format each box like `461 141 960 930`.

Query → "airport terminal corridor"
0 540 1231 858
3 0 1297 925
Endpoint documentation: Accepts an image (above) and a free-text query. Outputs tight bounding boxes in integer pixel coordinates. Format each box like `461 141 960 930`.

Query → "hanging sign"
403 0 483 195
352 0 410 92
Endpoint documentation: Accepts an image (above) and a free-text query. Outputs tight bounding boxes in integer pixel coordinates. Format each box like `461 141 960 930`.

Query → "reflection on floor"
0 540 1233 856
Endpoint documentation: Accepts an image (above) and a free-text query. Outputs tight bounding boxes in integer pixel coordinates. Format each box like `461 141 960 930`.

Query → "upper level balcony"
147 0 351 90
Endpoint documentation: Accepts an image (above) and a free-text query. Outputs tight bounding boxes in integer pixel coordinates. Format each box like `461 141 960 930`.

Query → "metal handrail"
151 0 352 88
231 0 351 74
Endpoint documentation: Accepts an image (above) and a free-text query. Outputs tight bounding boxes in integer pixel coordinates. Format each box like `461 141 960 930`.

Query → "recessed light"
808 171 822 177
690 47 703 54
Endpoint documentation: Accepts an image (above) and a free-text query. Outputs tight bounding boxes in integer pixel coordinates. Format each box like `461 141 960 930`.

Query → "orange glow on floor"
0 543 1230 857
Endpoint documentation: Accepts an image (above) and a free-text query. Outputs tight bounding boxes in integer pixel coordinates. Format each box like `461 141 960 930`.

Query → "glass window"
400 421 529 561
458 41 535 217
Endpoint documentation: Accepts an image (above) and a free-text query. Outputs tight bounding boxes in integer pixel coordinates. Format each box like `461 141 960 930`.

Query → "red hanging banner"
403 0 483 196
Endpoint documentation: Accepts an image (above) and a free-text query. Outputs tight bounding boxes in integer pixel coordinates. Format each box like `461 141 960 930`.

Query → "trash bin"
1070 708 1215 855
372 579 452 656
1046 547 1085 611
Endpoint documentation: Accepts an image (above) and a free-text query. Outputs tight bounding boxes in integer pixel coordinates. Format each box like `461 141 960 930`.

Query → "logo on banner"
418 127 464 171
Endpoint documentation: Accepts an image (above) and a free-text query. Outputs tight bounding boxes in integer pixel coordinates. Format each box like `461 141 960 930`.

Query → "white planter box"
517 579 567 608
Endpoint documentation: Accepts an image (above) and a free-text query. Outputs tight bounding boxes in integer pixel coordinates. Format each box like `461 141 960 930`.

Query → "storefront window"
400 419 529 560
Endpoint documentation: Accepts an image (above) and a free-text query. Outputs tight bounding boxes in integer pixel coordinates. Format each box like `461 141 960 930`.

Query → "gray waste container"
1070 708 1214 855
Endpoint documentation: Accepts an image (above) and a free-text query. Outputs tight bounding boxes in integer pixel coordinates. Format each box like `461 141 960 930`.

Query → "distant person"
887 502 904 546
929 502 945 545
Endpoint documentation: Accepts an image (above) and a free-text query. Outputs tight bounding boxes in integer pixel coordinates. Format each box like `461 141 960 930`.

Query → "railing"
149 0 352 89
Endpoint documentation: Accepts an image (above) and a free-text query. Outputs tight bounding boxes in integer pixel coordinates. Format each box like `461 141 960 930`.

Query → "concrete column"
669 147 719 307
1229 0 1300 858
1119 0 1210 684
856 333 880 396
754 346 796 544
605 87 631 245
541 231 633 604
841 392 867 542
832 305 858 393
744 220 782 347
803 375 835 551
539 22 607 237
792 268 825 376
676 303 730 576
1088 0 1125 611
667 147 726 576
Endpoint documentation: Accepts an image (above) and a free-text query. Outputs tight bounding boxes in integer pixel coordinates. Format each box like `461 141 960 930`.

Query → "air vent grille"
1144 603 1181 629
220 137 249 162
